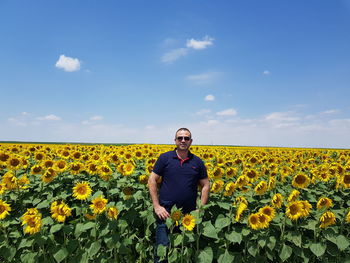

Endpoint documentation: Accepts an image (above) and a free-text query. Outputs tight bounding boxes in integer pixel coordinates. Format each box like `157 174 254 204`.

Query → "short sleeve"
152 153 166 176
198 159 208 180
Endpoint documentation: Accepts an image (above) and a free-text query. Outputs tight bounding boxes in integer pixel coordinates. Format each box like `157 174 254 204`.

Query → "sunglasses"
176 136 191 141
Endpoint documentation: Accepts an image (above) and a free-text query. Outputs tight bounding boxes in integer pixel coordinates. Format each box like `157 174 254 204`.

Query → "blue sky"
1 0 350 147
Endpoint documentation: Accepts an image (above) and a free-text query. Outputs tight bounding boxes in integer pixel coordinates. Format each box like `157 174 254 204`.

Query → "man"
148 128 210 263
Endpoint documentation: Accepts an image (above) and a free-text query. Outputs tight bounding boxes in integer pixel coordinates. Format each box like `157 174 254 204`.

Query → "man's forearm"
200 185 210 206
148 179 160 208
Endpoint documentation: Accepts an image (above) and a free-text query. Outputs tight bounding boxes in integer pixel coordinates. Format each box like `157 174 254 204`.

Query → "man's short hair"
175 128 192 139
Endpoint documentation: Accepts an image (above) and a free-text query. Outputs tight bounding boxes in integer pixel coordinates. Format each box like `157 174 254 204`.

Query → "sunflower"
107 207 119 220
41 168 57 183
53 160 67 173
259 206 275 222
6 155 22 170
70 162 83 175
122 162 135 176
225 167 237 178
211 179 224 193
211 167 224 180
254 181 268 195
72 181 92 200
258 213 270 229
17 176 30 189
320 211 336 228
245 169 259 182
223 182 236 196
248 213 260 230
182 214 196 231
338 174 350 188
271 193 283 208
171 210 183 226
287 189 300 203
30 164 44 175
235 175 248 188
42 159 54 169
267 177 276 190
235 196 248 205
138 175 149 185
0 183 6 195
285 201 303 221
2 171 17 190
235 202 247 222
317 197 333 210
85 213 97 220
50 200 72 223
0 200 11 220
346 211 350 223
299 200 312 217
21 208 42 235
292 173 311 189
90 196 108 214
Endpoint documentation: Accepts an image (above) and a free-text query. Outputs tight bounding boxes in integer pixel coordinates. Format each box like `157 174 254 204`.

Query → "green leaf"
173 234 183 247
67 239 79 253
36 199 50 209
241 228 250 236
258 237 266 248
217 202 231 210
217 249 234 263
248 243 258 257
309 242 326 257
168 248 179 263
336 235 350 251
279 244 292 262
202 221 218 239
290 231 302 247
267 236 277 250
197 247 213 263
53 248 69 263
89 241 101 257
302 220 317 230
215 214 231 229
225 231 242 244
18 238 35 249
50 224 63 234
157 244 167 260
20 252 38 263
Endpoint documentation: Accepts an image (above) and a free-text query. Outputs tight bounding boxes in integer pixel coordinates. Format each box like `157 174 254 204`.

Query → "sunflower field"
0 143 349 263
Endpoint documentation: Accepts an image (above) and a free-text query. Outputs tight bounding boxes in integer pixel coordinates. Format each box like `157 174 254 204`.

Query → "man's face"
175 130 192 151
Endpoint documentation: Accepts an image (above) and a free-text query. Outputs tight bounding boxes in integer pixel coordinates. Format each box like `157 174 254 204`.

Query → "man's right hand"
154 205 170 220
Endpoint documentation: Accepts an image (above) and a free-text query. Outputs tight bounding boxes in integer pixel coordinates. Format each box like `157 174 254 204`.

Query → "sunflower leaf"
279 244 292 262
309 242 326 257
336 235 350 251
197 246 213 263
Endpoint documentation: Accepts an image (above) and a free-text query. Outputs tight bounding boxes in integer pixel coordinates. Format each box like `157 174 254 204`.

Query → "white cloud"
187 72 221 85
90 115 103 121
205 95 215 101
194 109 212 116
37 114 61 121
161 48 188 63
320 109 339 115
264 111 300 122
217 108 237 116
263 70 270 75
55 55 81 72
186 36 214 50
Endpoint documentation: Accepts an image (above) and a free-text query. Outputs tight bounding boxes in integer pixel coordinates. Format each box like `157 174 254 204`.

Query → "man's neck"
176 149 188 159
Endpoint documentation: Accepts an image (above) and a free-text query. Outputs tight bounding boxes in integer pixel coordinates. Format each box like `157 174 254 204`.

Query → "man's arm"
198 178 210 206
148 171 170 220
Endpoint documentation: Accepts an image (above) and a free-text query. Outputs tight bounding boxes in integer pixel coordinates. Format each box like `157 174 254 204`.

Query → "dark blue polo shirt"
153 149 208 213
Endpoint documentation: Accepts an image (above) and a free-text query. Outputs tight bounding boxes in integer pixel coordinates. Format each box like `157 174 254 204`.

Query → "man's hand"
154 205 170 220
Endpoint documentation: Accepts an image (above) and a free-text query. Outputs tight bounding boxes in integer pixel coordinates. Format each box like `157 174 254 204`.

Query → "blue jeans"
154 200 173 263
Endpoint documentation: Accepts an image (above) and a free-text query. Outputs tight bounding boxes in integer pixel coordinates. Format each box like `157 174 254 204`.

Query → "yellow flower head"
317 197 333 210
254 180 268 195
259 206 276 221
21 208 42 235
271 193 283 208
235 202 248 222
41 168 57 183
211 179 224 194
286 201 303 221
292 173 311 189
90 196 108 214
320 211 336 228
248 213 260 230
72 181 92 200
346 211 350 224
182 214 196 231
50 200 72 223
287 189 300 203
171 210 183 226
0 200 11 220
107 207 119 220
258 213 270 229
139 175 149 185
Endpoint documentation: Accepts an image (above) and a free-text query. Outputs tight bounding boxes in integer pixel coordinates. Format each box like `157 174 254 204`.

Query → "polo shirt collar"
172 148 193 159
